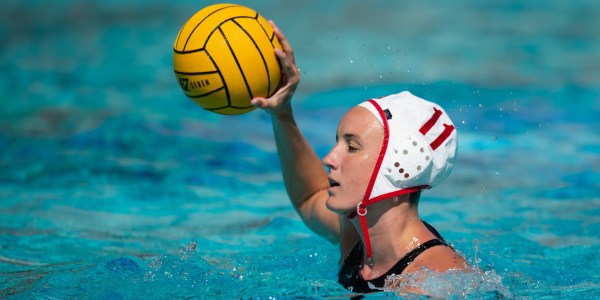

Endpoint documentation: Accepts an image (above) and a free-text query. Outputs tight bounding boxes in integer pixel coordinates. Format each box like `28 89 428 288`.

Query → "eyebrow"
343 133 358 140
336 133 362 144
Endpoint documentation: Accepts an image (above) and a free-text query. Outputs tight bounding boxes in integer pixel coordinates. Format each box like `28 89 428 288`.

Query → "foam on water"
377 265 512 298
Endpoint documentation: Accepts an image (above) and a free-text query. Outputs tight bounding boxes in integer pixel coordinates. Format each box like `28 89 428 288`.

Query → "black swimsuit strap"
338 221 452 293
338 238 450 292
392 238 448 275
367 238 449 288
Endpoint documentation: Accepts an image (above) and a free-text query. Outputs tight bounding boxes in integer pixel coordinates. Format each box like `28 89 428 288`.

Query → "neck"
350 197 437 279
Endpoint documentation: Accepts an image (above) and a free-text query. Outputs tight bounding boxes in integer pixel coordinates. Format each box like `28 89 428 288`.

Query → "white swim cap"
350 91 457 258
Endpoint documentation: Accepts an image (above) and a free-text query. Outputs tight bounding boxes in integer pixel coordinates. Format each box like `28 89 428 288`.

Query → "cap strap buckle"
356 202 367 217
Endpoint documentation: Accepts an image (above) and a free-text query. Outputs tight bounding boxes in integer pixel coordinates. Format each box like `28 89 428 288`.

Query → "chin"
325 197 354 216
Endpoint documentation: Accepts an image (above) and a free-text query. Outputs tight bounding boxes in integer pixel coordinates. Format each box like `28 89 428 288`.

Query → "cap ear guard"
382 132 434 188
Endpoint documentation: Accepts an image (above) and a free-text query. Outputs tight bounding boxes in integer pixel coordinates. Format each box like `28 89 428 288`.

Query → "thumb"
251 97 268 109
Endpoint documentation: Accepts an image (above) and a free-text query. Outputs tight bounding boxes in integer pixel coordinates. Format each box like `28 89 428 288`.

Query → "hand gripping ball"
173 4 282 115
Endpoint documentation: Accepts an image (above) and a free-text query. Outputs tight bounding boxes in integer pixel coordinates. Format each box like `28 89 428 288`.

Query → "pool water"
1 0 599 298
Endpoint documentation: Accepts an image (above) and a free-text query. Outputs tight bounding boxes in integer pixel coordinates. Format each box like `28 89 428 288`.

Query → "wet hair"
408 190 422 205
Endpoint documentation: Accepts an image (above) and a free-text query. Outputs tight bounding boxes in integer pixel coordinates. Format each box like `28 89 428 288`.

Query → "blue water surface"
1 0 599 298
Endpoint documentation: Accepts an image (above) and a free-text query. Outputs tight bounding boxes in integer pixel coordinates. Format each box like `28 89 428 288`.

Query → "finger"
251 97 268 108
274 47 286 60
269 20 292 54
283 62 298 80
275 47 299 78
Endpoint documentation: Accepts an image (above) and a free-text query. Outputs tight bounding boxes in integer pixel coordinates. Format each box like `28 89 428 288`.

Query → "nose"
322 146 338 171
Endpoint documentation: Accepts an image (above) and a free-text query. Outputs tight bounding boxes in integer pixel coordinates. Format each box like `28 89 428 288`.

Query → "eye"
342 134 360 153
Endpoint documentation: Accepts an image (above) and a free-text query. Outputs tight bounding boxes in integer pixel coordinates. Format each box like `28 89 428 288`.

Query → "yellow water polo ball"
173 4 282 115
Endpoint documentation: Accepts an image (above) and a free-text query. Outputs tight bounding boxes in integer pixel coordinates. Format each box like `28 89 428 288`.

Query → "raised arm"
251 21 342 243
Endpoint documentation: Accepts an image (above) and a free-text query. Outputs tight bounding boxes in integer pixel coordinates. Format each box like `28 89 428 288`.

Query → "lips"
328 178 340 187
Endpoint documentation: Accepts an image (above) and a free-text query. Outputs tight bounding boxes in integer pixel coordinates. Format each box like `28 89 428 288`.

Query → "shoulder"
404 243 467 273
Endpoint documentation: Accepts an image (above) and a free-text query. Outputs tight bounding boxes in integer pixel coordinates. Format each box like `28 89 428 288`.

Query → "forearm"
251 21 341 241
271 109 329 211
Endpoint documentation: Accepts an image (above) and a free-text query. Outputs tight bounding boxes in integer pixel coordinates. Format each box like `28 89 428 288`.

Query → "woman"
251 22 467 294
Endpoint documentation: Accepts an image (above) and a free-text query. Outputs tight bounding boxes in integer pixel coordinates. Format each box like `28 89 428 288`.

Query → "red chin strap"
348 186 427 258
348 99 428 258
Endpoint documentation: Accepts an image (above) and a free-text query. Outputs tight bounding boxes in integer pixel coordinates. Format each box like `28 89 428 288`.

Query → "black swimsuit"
337 222 451 293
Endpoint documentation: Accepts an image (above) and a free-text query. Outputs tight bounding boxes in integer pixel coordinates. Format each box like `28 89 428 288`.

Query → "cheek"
347 156 377 190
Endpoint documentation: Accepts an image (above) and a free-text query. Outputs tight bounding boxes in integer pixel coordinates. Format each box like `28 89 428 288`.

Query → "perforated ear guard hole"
383 135 433 187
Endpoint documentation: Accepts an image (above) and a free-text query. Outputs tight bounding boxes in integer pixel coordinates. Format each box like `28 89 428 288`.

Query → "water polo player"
251 21 467 294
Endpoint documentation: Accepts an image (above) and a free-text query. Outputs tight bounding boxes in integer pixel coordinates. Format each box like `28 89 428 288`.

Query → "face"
323 106 384 215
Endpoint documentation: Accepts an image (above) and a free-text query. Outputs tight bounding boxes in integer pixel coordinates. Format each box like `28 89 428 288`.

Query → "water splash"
379 265 513 298
144 238 214 284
